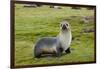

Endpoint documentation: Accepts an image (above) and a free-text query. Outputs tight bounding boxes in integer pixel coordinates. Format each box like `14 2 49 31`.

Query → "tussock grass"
15 4 95 66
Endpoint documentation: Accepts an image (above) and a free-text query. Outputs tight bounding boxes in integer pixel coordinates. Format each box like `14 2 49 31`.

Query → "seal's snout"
60 21 70 31
62 24 67 30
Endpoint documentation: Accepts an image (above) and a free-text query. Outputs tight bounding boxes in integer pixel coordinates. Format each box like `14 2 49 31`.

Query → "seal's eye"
66 24 68 26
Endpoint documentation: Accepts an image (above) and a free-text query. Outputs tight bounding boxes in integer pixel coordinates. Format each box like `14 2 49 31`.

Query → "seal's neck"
58 29 72 42
60 29 71 36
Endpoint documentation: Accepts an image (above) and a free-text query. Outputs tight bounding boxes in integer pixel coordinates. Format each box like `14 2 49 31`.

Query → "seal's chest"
59 33 71 50
60 34 70 43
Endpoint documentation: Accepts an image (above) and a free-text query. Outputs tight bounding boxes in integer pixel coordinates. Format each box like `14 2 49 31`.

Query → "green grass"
15 4 95 66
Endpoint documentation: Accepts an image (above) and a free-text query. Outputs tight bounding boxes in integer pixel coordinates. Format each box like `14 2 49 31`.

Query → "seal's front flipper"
55 47 63 57
65 47 71 54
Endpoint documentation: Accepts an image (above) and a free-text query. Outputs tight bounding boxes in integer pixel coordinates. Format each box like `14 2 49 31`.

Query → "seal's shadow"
36 53 70 58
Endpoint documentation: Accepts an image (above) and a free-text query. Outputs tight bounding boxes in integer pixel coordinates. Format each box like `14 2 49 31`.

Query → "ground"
15 4 95 66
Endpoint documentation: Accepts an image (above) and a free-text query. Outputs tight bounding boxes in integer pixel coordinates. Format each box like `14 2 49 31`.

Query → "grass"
15 4 95 66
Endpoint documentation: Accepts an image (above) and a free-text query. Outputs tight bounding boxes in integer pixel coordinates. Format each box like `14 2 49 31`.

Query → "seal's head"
60 21 70 31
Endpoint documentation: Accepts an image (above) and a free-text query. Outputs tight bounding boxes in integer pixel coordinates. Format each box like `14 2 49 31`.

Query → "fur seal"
33 21 72 58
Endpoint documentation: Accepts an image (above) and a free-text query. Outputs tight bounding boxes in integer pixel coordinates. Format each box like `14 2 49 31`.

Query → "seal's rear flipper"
65 47 71 54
